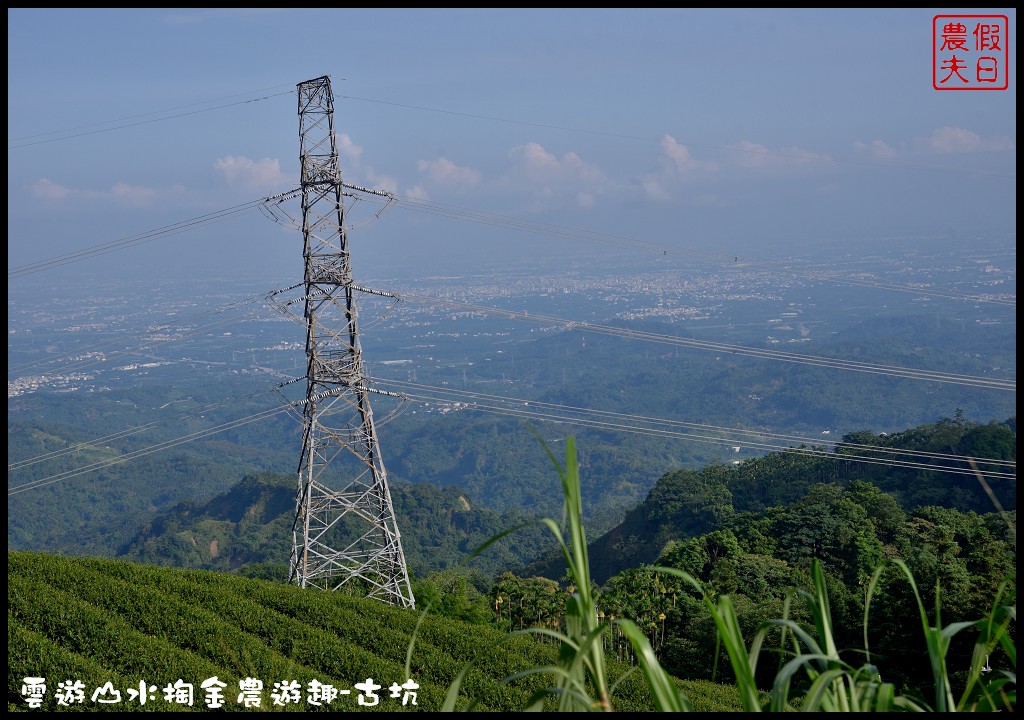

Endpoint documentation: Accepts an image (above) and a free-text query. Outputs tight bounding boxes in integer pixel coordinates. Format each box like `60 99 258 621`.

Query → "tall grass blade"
614 618 693 711
655 565 764 711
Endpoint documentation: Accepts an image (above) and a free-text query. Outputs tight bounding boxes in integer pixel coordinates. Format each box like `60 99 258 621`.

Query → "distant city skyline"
9 236 1014 403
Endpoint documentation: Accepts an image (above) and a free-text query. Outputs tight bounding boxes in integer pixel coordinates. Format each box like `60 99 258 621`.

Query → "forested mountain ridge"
8 301 1017 564
501 416 1016 694
118 472 557 583
525 413 1016 585
9 416 1016 707
115 413 1014 597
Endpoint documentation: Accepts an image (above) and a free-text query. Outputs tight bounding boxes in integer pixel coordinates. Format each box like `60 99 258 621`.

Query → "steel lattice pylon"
287 75 414 608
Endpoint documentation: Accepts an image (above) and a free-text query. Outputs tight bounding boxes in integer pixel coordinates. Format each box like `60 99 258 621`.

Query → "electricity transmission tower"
286 75 414 608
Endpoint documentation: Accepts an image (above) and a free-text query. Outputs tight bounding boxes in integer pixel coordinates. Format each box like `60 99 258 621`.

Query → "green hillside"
9 308 1017 566
116 472 557 583
8 552 744 713
527 414 1017 585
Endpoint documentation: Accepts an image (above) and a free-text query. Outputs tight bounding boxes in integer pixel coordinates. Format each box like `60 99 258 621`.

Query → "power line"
12 276 1011 483
9 83 1010 183
8 383 285 471
398 292 1016 391
9 374 1013 497
376 377 1016 471
8 90 296 149
10 273 1010 494
7 80 1014 565
9 184 1013 311
6 81 1014 309
9 83 297 143
7 402 296 496
12 282 1011 492
7 190 300 280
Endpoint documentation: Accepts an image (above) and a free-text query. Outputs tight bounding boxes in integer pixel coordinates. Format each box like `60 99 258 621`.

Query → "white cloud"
31 178 159 207
417 157 482 186
575 191 596 209
494 142 610 209
214 156 288 190
329 136 389 195
110 182 159 207
728 140 774 166
660 135 715 174
925 126 1015 154
362 168 399 196
853 139 898 159
337 133 363 166
639 135 829 203
403 185 430 202
513 142 559 176
640 176 671 202
929 127 982 154
32 178 70 200
508 142 607 186
639 134 718 200
727 139 831 168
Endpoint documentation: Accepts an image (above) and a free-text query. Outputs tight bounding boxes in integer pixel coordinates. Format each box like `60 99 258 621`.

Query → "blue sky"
7 8 1017 284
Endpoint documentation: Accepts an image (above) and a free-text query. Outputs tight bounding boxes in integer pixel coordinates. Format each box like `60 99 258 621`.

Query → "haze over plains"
7 8 1016 286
